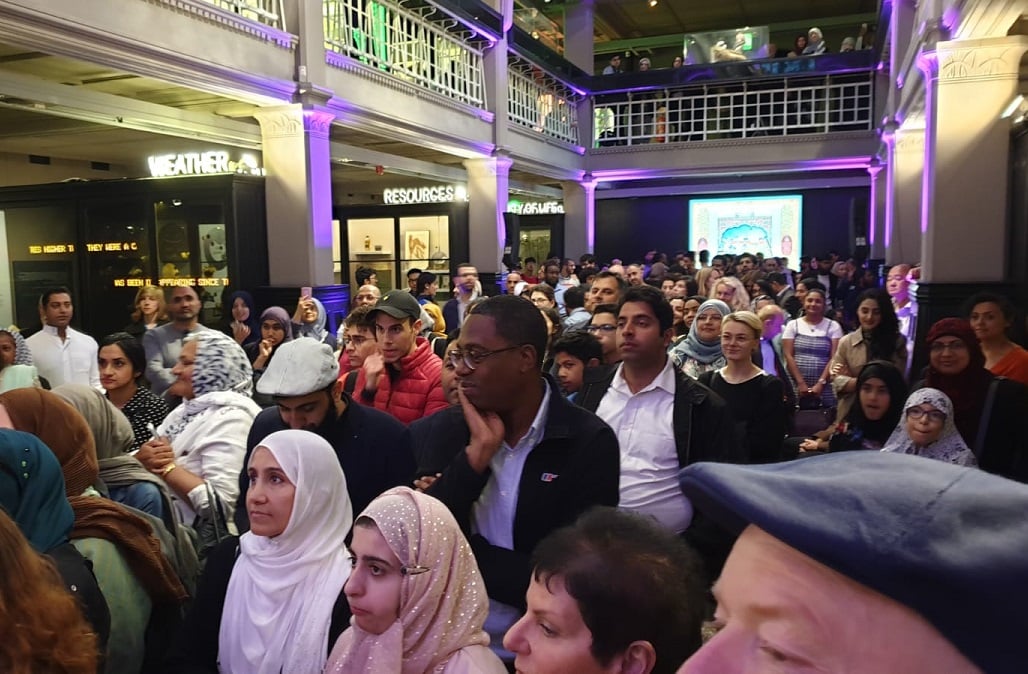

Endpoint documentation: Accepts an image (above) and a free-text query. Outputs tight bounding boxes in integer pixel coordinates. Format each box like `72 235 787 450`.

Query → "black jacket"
235 393 413 532
421 376 620 608
163 537 350 673
576 363 743 467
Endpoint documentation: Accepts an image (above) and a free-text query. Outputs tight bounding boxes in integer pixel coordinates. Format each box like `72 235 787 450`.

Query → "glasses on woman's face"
929 340 968 353
906 407 947 423
447 345 521 371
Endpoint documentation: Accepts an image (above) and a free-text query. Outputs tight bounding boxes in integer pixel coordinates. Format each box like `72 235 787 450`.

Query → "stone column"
254 105 336 287
464 155 512 291
919 35 1028 283
867 160 887 263
563 0 595 73
883 126 924 266
561 176 595 260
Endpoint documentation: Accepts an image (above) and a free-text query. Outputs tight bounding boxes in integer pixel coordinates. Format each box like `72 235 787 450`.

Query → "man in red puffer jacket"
354 290 448 424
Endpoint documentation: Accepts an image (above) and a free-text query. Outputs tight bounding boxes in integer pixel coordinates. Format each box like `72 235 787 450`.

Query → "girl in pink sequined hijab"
326 487 506 674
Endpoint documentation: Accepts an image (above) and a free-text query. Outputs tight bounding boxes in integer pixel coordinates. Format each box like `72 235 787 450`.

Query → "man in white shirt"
25 287 100 388
576 285 740 576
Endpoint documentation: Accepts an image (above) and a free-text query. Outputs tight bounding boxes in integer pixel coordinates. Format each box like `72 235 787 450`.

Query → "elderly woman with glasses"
881 388 976 466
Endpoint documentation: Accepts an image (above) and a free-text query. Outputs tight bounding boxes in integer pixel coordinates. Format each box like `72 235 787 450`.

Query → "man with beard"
234 338 411 532
143 285 211 397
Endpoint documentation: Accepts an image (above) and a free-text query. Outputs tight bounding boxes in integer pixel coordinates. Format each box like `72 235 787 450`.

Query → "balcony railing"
592 70 874 147
508 58 579 145
205 0 285 30
324 0 487 109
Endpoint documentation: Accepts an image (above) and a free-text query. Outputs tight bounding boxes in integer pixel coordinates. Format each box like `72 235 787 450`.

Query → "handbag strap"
973 378 1000 459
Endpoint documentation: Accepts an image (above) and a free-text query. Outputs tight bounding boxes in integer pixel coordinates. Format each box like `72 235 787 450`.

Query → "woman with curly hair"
711 276 751 312
0 508 99 674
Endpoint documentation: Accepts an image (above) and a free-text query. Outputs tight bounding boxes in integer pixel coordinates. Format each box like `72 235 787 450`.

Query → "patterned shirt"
116 386 170 451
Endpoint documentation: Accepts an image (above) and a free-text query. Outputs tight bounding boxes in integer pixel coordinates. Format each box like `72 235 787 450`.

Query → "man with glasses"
417 294 619 664
588 304 621 366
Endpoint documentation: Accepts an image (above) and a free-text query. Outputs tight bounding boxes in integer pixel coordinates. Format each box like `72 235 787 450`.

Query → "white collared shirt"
472 381 551 550
25 325 100 389
596 357 693 533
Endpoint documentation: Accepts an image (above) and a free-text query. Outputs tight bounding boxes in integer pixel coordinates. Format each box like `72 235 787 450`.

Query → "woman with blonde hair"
711 276 751 312
0 507 99 674
695 267 722 297
697 312 787 462
124 285 168 340
327 487 506 673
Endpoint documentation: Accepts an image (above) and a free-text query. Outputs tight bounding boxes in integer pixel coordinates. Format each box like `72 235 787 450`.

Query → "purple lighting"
916 50 938 235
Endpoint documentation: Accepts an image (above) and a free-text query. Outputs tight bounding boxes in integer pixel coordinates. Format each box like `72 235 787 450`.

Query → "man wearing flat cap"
233 339 413 532
352 290 448 424
677 452 1027 673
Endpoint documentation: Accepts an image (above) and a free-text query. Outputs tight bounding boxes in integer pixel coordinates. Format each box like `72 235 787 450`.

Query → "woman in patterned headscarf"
0 327 41 392
882 388 977 466
326 487 506 674
135 331 260 530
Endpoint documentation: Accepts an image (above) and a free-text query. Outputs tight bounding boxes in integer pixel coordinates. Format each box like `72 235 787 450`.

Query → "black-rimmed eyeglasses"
447 345 521 371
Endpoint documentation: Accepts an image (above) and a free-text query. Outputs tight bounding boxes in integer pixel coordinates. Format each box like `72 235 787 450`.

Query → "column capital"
463 154 514 176
935 35 1028 85
254 105 336 140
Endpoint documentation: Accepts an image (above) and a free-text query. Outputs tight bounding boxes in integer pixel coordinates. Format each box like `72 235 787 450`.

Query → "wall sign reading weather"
689 195 803 260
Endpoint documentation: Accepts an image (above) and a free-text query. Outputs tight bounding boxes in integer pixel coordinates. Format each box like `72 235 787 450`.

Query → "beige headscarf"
326 487 493 674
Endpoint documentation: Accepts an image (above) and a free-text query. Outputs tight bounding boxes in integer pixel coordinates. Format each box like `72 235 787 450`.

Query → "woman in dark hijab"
919 318 1028 481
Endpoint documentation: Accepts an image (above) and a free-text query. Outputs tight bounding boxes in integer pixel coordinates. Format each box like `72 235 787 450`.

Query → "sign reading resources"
507 200 564 215
147 151 264 178
383 184 467 205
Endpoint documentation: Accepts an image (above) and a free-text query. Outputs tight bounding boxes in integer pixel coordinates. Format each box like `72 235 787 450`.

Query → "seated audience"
882 388 977 466
797 360 907 454
0 390 187 672
98 333 169 451
353 291 447 424
505 507 705 674
419 295 619 655
918 318 1028 481
167 430 353 674
678 452 1024 672
0 508 99 674
137 332 261 531
670 299 730 379
326 487 506 673
697 312 786 463
968 292 1028 385
54 384 174 523
551 331 603 401
0 429 110 667
292 295 338 351
236 338 410 531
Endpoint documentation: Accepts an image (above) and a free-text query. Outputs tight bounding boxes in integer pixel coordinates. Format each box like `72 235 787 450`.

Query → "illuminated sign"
112 278 153 288
147 151 264 178
157 277 230 287
507 200 564 215
86 242 139 252
29 243 76 254
383 184 467 205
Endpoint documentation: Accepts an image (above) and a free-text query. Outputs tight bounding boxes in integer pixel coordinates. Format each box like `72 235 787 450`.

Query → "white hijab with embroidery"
218 430 353 674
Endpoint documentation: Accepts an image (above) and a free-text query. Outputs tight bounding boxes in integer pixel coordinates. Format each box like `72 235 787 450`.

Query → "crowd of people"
0 245 1027 673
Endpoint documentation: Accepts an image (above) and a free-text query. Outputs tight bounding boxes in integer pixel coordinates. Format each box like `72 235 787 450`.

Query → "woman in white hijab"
326 487 506 674
165 429 353 673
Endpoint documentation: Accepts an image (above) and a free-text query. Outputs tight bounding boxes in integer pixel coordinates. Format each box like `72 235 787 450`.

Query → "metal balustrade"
508 60 579 145
205 0 286 30
593 71 874 147
324 0 486 109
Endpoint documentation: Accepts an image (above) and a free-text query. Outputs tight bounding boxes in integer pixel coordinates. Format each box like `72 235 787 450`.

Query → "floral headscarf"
0 328 33 365
882 388 977 466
